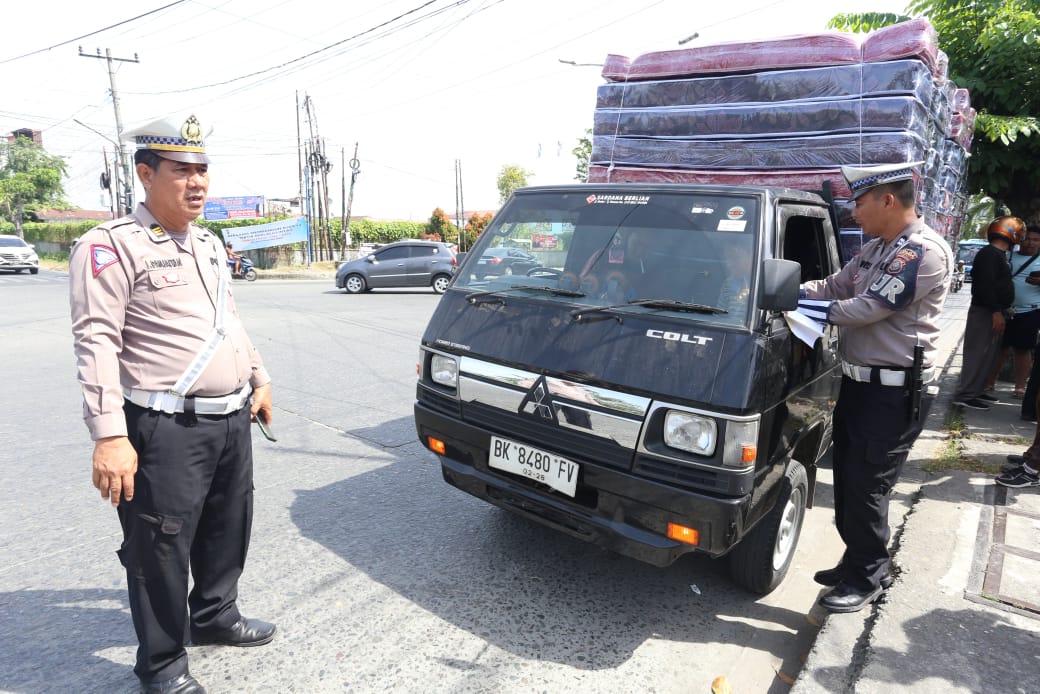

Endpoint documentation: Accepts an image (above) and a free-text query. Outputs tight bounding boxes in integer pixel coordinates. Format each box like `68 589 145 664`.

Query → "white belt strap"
841 361 934 387
169 257 230 399
124 384 252 415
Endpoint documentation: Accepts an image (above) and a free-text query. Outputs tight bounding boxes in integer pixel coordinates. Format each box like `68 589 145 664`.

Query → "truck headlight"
664 410 717 456
430 354 458 388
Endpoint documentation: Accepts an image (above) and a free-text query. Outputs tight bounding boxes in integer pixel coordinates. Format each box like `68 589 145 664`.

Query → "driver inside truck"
578 228 662 301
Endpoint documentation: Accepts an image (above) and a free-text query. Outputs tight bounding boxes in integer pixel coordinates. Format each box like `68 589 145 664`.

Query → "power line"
0 1 187 65
130 0 459 95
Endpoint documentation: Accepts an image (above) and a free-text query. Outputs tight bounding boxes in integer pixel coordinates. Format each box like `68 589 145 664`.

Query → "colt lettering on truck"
414 183 843 594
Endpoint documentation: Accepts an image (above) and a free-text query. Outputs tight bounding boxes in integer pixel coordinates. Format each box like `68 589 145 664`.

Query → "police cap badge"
841 161 923 200
123 114 211 164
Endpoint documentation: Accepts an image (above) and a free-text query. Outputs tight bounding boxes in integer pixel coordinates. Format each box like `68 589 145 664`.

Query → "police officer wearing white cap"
796 161 953 613
69 114 275 693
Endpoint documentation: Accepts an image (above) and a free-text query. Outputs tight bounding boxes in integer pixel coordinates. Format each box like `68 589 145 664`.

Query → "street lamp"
74 119 123 218
558 59 604 67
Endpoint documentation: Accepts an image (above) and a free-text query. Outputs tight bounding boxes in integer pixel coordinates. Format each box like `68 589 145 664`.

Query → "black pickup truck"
414 183 842 594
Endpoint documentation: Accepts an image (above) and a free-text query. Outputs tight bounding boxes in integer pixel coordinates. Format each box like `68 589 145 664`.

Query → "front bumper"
415 401 753 566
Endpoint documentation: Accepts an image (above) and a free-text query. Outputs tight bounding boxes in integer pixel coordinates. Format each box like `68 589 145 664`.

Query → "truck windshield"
455 190 759 325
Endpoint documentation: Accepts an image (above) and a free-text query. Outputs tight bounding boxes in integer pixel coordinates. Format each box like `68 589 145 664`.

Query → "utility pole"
80 47 139 216
343 143 360 258
455 159 466 251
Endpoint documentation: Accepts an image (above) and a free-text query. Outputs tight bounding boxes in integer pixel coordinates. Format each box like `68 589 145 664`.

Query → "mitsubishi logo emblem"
518 375 558 424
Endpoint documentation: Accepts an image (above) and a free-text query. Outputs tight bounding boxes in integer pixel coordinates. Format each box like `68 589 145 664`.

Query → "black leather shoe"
140 672 206 694
813 564 844 586
818 582 884 613
814 564 894 589
191 617 276 647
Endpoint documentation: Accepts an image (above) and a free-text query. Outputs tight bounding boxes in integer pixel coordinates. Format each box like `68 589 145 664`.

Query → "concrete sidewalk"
794 291 1040 693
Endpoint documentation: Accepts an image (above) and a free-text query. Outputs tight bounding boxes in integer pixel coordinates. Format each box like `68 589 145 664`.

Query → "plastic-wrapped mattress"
592 131 930 169
593 96 937 140
602 18 940 82
596 60 935 109
587 165 854 198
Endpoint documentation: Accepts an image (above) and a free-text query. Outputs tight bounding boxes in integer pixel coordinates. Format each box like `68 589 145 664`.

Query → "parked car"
335 240 456 294
0 235 40 274
474 247 541 278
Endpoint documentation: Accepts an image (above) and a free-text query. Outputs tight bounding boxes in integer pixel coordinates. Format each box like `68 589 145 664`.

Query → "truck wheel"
728 460 807 595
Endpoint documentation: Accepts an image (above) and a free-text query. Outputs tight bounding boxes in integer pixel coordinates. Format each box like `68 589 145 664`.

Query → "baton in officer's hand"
255 411 277 442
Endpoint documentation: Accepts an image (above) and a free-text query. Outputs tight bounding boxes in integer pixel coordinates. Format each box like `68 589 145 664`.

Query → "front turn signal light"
428 436 446 455
667 522 699 546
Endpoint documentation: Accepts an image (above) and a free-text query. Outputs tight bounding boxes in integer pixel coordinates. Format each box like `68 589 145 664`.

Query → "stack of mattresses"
588 18 972 258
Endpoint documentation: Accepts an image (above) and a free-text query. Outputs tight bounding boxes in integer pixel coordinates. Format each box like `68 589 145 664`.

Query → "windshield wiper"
467 285 586 305
571 299 727 322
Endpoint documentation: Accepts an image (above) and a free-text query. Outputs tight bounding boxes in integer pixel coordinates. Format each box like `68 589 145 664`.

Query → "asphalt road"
0 272 853 694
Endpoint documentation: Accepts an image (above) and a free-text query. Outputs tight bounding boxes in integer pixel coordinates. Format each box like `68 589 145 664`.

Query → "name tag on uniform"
144 257 184 270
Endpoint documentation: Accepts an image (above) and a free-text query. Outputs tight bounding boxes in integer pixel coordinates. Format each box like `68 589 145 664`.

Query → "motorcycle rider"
225 241 243 276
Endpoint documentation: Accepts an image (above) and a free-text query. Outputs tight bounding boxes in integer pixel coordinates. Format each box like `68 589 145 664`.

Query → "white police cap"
123 113 211 164
841 161 923 200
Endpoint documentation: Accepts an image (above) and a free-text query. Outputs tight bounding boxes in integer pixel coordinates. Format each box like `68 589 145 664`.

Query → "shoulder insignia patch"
91 244 120 277
867 242 923 310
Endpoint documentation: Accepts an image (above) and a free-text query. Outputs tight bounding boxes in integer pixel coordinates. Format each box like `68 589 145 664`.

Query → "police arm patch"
91 244 120 277
867 243 922 310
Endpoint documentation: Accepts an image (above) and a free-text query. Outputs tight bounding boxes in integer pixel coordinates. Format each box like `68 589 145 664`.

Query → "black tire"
503 266 513 275
244 268 257 281
29 267 39 275
728 460 808 595
431 274 451 294
343 274 366 294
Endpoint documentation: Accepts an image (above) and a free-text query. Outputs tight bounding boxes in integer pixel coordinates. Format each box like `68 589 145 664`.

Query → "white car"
0 235 40 274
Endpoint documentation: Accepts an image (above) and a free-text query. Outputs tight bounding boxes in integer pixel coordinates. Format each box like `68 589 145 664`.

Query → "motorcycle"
951 261 965 293
230 256 258 281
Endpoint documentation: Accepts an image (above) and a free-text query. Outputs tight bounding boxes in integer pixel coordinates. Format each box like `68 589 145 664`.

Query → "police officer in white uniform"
69 114 275 694
797 161 953 612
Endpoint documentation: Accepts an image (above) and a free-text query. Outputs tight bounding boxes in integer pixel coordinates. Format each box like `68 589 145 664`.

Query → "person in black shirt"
953 216 1025 410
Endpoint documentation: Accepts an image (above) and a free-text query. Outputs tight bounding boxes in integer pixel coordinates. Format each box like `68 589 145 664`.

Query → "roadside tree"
572 129 592 182
829 0 1040 224
426 207 458 244
496 164 532 204
0 136 67 238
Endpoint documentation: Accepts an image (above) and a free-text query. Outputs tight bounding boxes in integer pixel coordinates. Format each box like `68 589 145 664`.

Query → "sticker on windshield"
727 206 746 219
690 206 715 214
717 219 747 232
586 194 650 205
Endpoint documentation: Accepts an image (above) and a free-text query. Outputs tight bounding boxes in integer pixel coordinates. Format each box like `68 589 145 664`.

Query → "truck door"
778 205 842 392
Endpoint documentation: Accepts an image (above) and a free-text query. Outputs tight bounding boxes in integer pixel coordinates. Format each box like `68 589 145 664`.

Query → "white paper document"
784 309 826 347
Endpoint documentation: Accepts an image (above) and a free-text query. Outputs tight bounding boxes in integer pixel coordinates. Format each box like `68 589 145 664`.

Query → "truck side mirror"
759 258 801 311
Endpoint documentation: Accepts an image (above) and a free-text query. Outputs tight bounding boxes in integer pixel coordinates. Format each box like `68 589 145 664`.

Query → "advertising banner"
223 217 309 251
204 195 265 220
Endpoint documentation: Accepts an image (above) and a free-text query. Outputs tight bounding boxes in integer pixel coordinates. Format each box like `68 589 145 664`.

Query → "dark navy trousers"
118 402 254 683
831 375 929 591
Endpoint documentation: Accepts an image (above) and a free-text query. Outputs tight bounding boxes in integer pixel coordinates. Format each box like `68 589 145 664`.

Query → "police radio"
910 344 925 422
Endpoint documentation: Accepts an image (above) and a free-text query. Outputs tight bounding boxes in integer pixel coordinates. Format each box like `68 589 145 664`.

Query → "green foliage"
827 12 910 32
830 1 1040 222
425 207 458 244
497 164 533 204
572 129 592 182
0 136 68 235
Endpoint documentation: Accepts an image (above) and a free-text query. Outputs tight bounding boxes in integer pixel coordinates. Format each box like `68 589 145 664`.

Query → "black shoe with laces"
978 392 999 402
